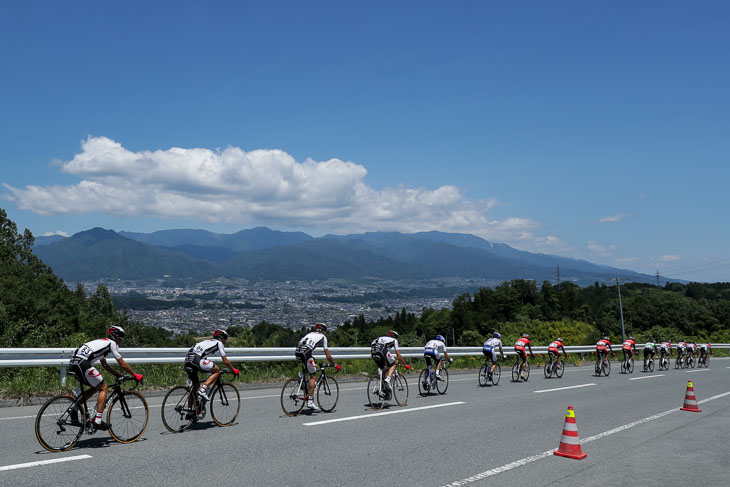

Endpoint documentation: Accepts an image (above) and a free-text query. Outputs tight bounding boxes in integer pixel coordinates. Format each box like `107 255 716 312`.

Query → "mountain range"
32 226 662 285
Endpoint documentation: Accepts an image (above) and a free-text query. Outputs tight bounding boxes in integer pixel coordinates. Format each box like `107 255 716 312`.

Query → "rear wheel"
35 395 85 452
627 358 634 373
648 359 654 372
544 360 552 378
491 363 501 385
367 375 385 410
107 391 149 443
602 359 611 376
281 377 306 417
161 386 194 433
392 374 409 407
211 383 240 426
419 369 430 395
595 360 601 377
436 368 449 395
316 375 339 413
555 361 564 378
512 362 520 382
478 365 488 387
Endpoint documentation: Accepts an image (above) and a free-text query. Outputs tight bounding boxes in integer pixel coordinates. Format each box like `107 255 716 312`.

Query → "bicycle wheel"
492 363 501 385
512 362 520 382
544 360 552 378
689 356 696 368
602 359 611 376
628 358 634 373
367 375 385 410
436 368 449 395
595 360 601 376
281 377 306 417
161 386 195 433
523 361 530 381
35 395 85 452
478 365 488 387
211 383 240 426
107 391 149 444
648 359 654 372
419 369 431 395
555 361 564 378
316 375 339 413
621 361 627 374
392 373 409 407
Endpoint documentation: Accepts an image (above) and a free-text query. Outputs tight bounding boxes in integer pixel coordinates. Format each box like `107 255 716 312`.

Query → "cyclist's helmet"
213 329 229 342
603 336 609 340
522 333 530 339
629 336 634 340
314 322 327 333
387 330 399 338
557 337 563 343
493 332 501 339
434 334 445 342
107 325 125 341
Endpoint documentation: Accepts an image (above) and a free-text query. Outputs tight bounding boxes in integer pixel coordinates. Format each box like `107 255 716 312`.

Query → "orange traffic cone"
680 381 702 412
554 405 587 460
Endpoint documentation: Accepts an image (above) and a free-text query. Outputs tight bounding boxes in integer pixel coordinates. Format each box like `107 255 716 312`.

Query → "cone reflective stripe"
554 406 587 460
680 381 702 412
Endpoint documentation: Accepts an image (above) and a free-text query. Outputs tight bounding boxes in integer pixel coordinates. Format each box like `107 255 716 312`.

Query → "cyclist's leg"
384 352 397 381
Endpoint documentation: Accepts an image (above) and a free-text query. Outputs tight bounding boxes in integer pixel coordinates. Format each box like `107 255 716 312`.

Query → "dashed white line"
534 383 596 394
0 455 92 472
685 369 710 373
303 401 466 426
629 374 665 380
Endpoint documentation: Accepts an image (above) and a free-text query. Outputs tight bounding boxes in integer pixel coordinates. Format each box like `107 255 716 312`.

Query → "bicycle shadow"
34 436 148 455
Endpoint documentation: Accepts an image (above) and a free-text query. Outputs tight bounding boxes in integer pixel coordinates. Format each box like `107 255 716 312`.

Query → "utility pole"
656 269 660 286
616 277 626 342
557 264 561 284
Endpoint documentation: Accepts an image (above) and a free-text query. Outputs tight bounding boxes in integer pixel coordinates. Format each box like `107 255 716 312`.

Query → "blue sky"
1 1 728 282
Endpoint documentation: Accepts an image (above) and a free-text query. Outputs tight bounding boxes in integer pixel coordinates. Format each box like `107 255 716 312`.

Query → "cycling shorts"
424 349 441 362
184 354 215 382
295 350 318 374
548 348 560 356
643 348 655 359
482 346 498 363
69 357 104 388
514 347 527 361
372 351 395 369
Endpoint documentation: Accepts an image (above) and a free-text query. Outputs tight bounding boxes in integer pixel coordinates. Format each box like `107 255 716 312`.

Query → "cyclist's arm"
499 345 504 359
112 357 137 378
560 345 567 355
395 349 409 368
528 344 534 357
221 355 238 375
324 348 336 367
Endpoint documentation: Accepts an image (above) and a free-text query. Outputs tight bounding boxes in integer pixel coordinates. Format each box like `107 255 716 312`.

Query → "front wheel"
211 383 240 426
317 375 339 413
107 391 149 444
648 359 654 373
281 377 306 417
491 363 501 385
419 369 431 395
35 395 85 453
627 358 634 373
392 374 409 407
602 359 611 377
368 375 385 410
161 386 194 433
436 368 449 395
555 360 564 378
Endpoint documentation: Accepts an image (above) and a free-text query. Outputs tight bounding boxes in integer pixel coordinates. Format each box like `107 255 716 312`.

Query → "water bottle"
186 378 193 387
298 371 303 380
72 387 81 398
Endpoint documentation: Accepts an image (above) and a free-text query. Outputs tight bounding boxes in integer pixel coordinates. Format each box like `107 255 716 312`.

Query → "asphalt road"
1 358 728 486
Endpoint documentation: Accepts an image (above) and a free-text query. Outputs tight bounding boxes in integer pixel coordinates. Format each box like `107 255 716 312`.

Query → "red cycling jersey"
596 339 611 351
548 341 562 353
622 339 636 351
514 337 531 349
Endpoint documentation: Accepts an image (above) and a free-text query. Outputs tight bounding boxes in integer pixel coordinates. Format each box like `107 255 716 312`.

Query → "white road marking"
303 401 465 426
0 414 36 421
0 455 92 472
534 383 596 394
440 390 730 487
685 369 710 373
629 374 665 380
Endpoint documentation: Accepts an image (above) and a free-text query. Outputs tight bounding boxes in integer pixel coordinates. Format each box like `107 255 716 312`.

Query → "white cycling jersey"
189 339 226 359
483 337 502 349
73 338 122 363
297 332 328 353
424 339 446 355
371 336 399 353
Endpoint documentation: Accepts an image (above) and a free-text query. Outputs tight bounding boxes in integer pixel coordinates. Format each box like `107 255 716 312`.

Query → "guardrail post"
60 365 67 387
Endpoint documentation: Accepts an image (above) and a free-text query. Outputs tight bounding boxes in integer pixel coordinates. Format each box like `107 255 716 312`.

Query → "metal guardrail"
1 344 727 385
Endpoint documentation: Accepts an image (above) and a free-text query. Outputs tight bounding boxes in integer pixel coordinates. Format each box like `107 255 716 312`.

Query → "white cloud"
659 254 681 262
599 213 628 223
3 136 544 243
615 257 639 265
587 240 616 256
41 230 69 237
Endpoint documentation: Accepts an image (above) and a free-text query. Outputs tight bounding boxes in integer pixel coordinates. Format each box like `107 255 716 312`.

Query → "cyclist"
676 339 687 365
295 323 339 410
596 336 614 366
371 330 410 394
622 336 637 364
514 333 534 380
423 334 452 381
686 341 697 360
698 342 712 363
68 326 143 430
659 339 672 362
643 339 658 369
547 337 568 366
482 332 505 382
185 329 239 403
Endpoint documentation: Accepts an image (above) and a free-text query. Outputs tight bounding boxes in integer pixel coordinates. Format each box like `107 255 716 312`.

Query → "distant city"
89 277 497 335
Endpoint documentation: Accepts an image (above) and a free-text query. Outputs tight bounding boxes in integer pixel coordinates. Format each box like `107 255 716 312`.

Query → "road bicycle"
675 353 686 369
368 364 409 410
478 358 501 386
642 354 655 373
620 354 635 374
594 353 612 377
162 370 240 432
543 354 565 379
280 363 339 417
697 351 710 368
658 352 670 371
511 355 531 382
686 353 696 369
35 375 148 452
418 359 449 396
